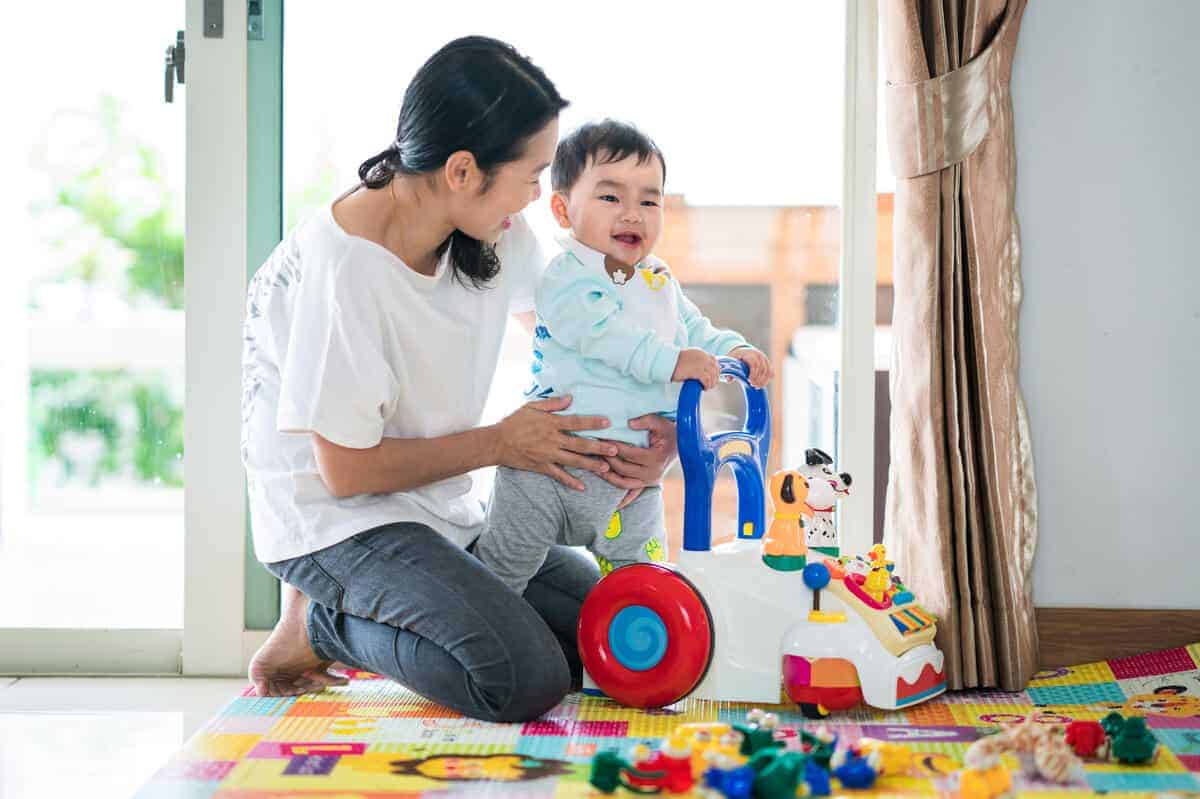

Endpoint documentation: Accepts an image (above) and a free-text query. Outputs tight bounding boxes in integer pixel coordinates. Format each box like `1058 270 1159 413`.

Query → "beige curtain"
881 0 1038 691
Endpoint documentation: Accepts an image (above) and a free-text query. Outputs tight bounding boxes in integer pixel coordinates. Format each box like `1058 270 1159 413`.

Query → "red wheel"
578 563 713 708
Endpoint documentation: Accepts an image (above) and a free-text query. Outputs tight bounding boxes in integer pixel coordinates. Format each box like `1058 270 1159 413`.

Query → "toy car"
578 358 946 717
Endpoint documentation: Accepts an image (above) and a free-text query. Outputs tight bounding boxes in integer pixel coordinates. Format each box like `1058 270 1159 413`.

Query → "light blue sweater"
524 237 747 446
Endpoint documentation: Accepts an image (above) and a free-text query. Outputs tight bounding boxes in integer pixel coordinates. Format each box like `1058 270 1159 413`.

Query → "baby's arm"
537 257 681 385
672 275 773 388
673 278 748 356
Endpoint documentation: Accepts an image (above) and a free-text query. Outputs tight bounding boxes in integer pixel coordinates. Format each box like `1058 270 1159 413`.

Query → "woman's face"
451 117 559 245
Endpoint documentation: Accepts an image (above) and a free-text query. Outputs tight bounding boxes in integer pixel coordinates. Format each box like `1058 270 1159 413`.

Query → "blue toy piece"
833 754 878 790
677 357 770 551
802 562 831 591
803 758 832 797
702 763 756 799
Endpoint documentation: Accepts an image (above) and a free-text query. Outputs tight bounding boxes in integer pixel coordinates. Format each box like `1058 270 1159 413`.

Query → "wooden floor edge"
1036 607 1200 669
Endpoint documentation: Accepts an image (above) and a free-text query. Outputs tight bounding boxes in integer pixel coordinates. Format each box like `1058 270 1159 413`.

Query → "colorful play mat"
135 642 1200 797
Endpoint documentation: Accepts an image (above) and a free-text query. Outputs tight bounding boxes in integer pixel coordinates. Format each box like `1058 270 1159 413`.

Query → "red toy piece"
625 744 695 794
1064 720 1106 758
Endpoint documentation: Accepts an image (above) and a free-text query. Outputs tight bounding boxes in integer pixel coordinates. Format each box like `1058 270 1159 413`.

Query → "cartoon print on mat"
910 752 962 777
1096 685 1200 719
390 754 572 782
977 710 1075 726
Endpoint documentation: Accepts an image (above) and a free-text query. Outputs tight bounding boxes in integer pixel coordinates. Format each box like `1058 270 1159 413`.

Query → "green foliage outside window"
28 370 183 491
36 96 185 310
27 98 186 492
27 97 336 492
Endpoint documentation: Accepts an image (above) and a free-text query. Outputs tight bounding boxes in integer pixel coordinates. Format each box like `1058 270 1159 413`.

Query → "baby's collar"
556 234 609 273
556 234 658 274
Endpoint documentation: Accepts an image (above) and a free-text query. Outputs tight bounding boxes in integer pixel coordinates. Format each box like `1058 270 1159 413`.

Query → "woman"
241 36 675 723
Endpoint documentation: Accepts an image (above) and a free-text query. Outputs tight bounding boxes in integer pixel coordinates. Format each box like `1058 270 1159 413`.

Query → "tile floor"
0 676 244 799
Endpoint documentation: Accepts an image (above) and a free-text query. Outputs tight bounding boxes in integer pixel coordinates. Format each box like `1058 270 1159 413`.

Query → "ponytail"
355 36 567 289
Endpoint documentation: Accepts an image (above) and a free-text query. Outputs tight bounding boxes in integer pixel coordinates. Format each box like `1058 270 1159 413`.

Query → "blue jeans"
264 522 600 722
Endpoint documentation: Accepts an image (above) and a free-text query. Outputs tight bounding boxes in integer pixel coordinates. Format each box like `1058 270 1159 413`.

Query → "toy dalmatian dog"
798 448 852 558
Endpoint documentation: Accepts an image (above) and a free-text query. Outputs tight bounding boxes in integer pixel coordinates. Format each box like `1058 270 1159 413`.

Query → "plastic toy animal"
798 447 852 559
762 469 813 571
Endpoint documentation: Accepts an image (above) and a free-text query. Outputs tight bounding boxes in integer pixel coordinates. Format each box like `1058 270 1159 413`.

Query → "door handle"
164 30 184 103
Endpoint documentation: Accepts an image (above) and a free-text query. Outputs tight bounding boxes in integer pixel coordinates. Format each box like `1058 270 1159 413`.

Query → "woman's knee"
474 640 571 723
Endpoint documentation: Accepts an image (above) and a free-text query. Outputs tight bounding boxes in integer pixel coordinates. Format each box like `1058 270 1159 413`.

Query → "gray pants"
264 521 599 723
474 466 667 595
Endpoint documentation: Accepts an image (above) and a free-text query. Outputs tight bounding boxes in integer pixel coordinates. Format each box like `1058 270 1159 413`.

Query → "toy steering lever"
677 356 771 552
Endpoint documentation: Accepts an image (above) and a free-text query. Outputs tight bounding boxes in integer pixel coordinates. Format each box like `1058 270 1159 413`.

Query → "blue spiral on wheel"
608 605 668 671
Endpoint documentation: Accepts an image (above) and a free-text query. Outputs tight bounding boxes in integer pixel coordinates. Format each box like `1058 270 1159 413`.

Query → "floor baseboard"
1036 607 1200 669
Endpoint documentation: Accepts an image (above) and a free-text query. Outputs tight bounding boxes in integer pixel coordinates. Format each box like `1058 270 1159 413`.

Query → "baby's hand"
731 346 773 388
672 348 720 389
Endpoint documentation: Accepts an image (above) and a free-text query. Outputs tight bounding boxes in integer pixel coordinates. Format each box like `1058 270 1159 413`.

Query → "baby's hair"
551 119 666 194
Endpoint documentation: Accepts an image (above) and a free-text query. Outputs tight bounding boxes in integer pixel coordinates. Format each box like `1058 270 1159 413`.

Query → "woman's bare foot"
248 585 349 697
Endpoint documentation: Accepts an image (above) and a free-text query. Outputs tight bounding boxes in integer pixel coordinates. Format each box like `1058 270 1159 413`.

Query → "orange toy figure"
958 743 1013 799
762 470 814 572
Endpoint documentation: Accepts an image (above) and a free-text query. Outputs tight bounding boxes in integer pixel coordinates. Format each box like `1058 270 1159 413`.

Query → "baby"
474 120 772 593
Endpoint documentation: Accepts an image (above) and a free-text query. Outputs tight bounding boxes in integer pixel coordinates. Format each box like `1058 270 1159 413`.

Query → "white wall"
1014 1 1200 608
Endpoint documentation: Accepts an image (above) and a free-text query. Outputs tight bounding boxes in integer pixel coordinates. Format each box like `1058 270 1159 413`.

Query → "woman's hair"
358 36 568 288
551 119 666 194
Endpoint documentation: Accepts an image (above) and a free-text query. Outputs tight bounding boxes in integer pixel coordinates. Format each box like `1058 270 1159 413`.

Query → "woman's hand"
493 395 618 491
599 414 678 491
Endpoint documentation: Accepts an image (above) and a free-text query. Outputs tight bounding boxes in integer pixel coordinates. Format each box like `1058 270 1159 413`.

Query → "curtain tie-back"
884 4 1018 179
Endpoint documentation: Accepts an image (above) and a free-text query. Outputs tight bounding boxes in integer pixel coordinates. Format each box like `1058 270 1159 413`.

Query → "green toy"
1112 717 1158 765
589 751 629 793
747 749 808 799
1100 711 1125 738
798 729 837 769
733 709 784 756
588 750 663 794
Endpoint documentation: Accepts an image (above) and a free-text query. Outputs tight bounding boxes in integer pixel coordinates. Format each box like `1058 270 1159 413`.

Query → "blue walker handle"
677 356 771 552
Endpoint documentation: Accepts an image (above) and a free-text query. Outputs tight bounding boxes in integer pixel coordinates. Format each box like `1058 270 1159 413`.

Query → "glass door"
1 0 253 674
0 2 186 670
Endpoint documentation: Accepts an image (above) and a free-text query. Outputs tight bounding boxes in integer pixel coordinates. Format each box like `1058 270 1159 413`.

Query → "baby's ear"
549 192 572 229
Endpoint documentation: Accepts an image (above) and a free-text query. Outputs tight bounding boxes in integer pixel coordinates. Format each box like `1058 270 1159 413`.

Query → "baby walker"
577 357 946 718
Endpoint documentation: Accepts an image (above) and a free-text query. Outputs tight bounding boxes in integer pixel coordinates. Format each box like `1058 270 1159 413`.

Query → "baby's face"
555 152 665 268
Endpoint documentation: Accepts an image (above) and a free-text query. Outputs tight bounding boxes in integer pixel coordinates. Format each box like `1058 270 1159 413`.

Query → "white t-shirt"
241 195 545 563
